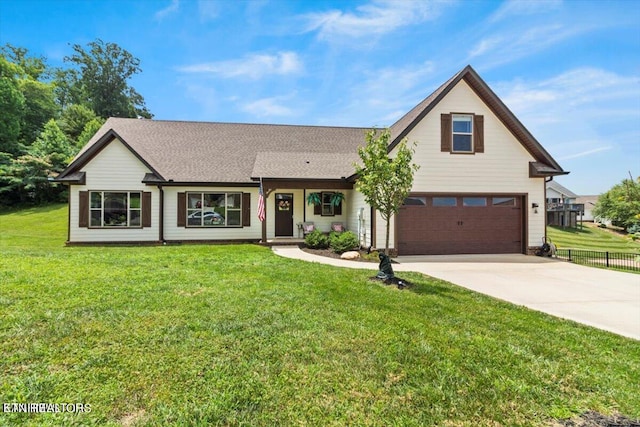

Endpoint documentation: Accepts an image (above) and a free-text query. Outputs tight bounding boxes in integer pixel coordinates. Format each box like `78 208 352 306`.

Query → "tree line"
0 39 151 206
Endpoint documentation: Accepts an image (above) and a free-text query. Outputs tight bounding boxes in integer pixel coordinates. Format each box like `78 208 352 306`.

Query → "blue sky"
1 0 639 195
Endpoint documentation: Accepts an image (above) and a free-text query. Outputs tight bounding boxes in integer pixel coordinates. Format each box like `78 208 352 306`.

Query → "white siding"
301 189 348 234
346 190 372 248
70 139 159 242
387 80 546 248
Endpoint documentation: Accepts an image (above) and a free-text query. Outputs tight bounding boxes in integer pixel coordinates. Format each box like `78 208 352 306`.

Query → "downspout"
544 176 553 241
157 185 165 243
67 186 71 243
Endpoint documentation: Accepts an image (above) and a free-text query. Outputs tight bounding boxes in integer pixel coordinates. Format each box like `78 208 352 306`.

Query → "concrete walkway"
272 247 640 340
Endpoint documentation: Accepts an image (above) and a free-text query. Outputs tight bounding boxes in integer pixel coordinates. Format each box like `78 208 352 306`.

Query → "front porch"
256 179 370 247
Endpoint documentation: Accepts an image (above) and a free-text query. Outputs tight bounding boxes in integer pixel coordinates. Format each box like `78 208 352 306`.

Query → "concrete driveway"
272 247 640 340
394 254 640 340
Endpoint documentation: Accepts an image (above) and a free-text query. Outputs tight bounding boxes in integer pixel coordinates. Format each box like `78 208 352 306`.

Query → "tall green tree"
64 39 152 119
593 177 640 230
0 56 25 156
354 128 419 255
58 104 99 145
0 120 72 204
76 118 104 148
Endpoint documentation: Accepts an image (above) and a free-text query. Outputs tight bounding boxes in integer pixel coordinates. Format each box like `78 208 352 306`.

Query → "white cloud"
302 0 450 40
498 68 640 117
558 145 613 160
487 0 562 24
469 24 586 68
178 51 303 80
242 96 295 118
155 0 180 21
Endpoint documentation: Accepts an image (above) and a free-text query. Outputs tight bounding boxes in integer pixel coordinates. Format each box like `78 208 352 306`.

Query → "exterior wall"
163 186 261 241
299 189 349 235
69 139 159 242
346 190 372 248
387 80 546 249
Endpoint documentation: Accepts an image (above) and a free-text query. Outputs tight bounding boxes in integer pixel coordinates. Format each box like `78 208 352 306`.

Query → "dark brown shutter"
474 115 484 153
314 199 321 215
78 191 89 227
142 192 152 227
441 114 451 152
335 201 342 215
242 192 251 227
177 192 186 227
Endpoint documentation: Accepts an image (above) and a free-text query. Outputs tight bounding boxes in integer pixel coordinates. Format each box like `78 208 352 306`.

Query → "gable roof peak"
387 65 565 176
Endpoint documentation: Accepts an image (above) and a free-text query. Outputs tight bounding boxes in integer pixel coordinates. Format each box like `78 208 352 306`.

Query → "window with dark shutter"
177 192 186 227
242 193 251 227
78 191 89 227
142 192 152 227
474 115 484 153
441 114 452 152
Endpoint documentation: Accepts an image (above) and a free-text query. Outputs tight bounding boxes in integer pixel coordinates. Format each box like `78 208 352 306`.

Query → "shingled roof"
60 119 368 183
58 65 566 184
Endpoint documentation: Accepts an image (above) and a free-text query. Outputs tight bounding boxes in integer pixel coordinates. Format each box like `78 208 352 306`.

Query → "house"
56 65 567 255
546 181 584 228
575 195 599 222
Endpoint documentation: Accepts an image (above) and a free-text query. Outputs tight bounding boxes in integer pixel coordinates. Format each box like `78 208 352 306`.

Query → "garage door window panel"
433 197 457 207
463 197 487 207
493 197 516 206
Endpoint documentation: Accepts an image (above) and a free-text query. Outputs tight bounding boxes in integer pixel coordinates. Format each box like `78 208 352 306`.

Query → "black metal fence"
555 249 640 273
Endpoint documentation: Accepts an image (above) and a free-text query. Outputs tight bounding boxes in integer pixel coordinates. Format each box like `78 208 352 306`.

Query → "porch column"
261 188 274 243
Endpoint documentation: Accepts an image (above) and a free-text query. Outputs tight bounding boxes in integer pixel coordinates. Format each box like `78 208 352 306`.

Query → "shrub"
626 223 640 234
329 231 359 254
305 229 329 249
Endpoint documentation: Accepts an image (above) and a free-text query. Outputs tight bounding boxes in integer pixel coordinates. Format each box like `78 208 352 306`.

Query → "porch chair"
330 222 345 233
302 222 316 236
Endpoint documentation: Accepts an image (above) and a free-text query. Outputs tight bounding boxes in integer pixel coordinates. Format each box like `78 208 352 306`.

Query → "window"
314 192 342 216
452 115 473 152
90 191 141 227
322 192 334 216
403 196 427 206
493 197 516 206
432 197 457 207
463 197 487 207
186 192 242 227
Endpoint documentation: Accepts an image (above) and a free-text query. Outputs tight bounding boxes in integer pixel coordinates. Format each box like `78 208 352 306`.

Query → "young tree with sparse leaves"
354 128 419 255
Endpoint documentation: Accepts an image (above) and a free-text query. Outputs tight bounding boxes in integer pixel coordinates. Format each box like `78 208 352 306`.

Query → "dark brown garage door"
397 195 523 255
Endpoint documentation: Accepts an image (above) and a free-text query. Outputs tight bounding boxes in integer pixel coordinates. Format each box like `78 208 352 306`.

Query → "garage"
397 195 524 255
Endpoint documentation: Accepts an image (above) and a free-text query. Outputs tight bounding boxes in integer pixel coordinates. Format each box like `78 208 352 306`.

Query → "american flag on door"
257 178 266 222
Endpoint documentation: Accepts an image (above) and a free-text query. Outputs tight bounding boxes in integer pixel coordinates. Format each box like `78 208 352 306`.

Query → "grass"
1 205 639 426
548 223 640 253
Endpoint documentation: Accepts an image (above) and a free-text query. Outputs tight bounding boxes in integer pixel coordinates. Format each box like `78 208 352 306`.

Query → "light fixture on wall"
532 202 539 214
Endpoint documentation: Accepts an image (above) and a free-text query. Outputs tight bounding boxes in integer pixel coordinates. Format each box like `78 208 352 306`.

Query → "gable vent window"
452 115 473 152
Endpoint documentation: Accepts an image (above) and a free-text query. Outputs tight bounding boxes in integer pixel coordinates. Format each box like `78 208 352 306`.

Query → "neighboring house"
56 65 567 255
545 181 585 228
575 195 600 222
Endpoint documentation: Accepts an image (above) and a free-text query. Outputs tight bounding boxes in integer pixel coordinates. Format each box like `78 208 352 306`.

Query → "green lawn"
548 223 640 253
1 206 639 426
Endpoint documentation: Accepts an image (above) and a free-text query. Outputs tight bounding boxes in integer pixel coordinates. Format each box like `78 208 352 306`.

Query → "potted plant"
330 192 345 207
307 192 321 206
